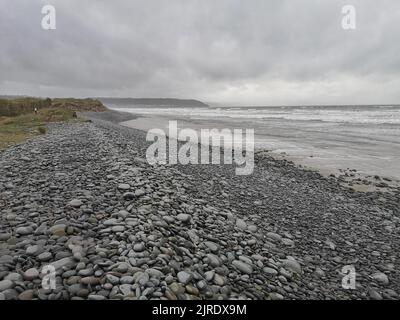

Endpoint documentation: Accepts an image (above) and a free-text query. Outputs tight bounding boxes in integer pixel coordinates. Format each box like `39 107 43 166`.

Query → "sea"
106 104 400 181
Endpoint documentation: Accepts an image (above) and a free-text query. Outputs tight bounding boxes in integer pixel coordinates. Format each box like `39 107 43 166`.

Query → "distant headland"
97 97 209 108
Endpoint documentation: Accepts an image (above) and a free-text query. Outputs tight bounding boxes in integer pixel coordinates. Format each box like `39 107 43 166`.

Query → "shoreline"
110 112 400 194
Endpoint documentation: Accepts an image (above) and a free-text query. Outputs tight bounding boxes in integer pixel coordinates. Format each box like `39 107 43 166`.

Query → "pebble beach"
0 111 399 300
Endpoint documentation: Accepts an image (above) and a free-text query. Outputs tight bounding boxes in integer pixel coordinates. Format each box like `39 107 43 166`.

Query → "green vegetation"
0 97 106 117
51 98 107 112
38 126 47 134
0 97 106 149
0 97 52 117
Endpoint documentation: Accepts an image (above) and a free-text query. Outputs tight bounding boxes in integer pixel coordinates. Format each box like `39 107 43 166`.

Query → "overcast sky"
1 0 400 105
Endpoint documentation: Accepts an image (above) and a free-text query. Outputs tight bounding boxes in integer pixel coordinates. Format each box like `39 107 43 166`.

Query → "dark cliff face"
97 97 209 108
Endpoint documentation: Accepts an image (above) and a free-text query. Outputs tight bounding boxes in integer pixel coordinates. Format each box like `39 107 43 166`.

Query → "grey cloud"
0 0 400 105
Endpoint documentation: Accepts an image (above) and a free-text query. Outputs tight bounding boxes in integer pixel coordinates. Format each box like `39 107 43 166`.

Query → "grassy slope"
0 98 52 117
0 98 106 150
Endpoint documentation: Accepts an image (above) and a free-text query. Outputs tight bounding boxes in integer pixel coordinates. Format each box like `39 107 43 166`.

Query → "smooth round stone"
282 259 302 274
0 233 12 241
133 243 145 252
0 280 14 291
16 226 34 236
18 290 35 300
126 219 139 226
279 268 292 279
232 260 253 274
81 277 100 285
282 238 295 246
204 271 215 282
76 262 86 271
177 271 192 285
0 255 13 264
120 276 134 284
269 292 284 300
34 225 47 235
123 192 135 199
163 216 175 223
368 288 383 300
66 226 75 235
6 213 17 221
78 269 94 277
204 241 219 253
206 254 221 268
226 213 235 222
165 275 174 284
68 283 83 295
103 218 118 226
119 284 134 296
118 210 129 219
332 256 342 263
62 270 77 278
165 289 177 300
103 283 113 290
177 214 191 223
73 251 84 261
383 289 398 299
78 289 89 298
106 274 120 285
213 274 226 286
49 224 66 237
67 276 81 286
146 268 164 279
68 199 83 208
263 267 278 276
266 232 282 242
112 226 125 232
38 252 53 262
52 257 74 270
218 286 230 298
136 273 149 286
115 262 130 273
248 239 257 246
26 245 40 256
23 268 40 281
94 270 103 277
196 280 207 290
247 225 258 232
169 282 185 295
118 184 131 190
372 272 389 285
235 219 247 230
87 217 98 224
134 188 146 197
278 275 288 284
185 285 199 295
5 272 23 282
239 255 253 265
88 295 106 300
314 267 326 277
